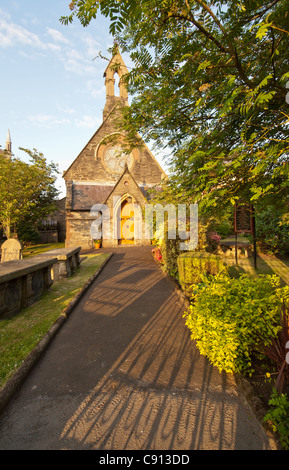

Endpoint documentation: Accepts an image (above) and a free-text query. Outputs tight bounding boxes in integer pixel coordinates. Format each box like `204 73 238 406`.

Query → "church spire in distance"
6 129 12 153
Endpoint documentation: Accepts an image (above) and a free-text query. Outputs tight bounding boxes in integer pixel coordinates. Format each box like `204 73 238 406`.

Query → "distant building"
0 129 12 158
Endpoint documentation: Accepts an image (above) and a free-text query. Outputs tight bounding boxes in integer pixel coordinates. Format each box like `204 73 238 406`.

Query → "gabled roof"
71 184 114 210
104 163 148 205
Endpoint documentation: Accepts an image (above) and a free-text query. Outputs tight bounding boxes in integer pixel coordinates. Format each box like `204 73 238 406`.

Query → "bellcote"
103 52 129 120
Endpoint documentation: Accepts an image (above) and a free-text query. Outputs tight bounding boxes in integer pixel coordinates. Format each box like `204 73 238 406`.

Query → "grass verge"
0 252 110 388
223 254 289 286
22 242 65 258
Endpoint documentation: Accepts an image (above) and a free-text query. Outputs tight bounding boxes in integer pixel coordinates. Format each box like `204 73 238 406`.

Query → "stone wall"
65 168 152 249
39 230 58 244
0 258 56 317
34 246 81 280
65 213 94 249
64 119 164 189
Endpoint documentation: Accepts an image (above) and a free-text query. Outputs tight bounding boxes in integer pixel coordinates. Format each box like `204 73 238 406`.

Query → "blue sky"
0 1 168 197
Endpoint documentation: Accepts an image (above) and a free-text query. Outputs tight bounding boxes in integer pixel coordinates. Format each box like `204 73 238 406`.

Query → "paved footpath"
0 246 277 450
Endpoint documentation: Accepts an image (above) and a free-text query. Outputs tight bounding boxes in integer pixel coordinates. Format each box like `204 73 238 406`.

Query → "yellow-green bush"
183 273 289 375
177 252 227 294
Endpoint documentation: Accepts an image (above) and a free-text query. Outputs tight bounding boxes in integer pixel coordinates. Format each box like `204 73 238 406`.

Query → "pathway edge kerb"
0 253 113 417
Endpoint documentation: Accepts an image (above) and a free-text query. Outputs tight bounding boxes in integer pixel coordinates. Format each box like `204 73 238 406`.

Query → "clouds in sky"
0 6 108 137
27 112 101 130
46 27 71 45
0 3 124 195
0 9 59 52
27 114 70 128
0 7 106 97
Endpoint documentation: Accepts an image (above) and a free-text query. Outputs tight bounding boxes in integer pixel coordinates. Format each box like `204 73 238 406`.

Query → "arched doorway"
119 198 134 244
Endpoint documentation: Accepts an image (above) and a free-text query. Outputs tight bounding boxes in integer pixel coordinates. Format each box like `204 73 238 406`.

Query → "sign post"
234 204 256 268
251 207 257 270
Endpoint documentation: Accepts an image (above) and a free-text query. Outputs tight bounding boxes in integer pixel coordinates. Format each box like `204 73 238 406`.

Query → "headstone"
1 239 23 263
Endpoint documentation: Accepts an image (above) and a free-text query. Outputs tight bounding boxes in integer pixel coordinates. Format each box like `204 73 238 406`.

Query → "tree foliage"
62 0 289 215
0 148 59 239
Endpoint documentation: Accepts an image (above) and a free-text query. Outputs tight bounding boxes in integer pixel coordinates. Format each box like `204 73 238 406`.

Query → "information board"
234 204 253 233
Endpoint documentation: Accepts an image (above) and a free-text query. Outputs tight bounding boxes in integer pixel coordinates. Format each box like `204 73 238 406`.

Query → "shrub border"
164 269 280 450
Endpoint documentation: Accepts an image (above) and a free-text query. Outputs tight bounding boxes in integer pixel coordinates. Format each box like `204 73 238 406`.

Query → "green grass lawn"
220 236 289 285
22 242 65 258
221 235 250 244
0 252 110 388
223 254 289 286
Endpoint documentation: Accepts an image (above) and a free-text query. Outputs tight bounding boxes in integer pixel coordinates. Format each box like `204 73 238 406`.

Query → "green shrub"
207 218 233 239
177 252 227 294
159 221 208 280
17 223 40 244
254 207 289 257
183 273 289 375
264 389 289 450
161 237 180 279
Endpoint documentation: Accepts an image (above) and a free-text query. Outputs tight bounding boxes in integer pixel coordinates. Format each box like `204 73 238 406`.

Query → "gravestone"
1 239 23 263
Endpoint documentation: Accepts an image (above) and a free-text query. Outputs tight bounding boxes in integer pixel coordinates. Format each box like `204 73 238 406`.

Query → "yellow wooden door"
120 200 134 244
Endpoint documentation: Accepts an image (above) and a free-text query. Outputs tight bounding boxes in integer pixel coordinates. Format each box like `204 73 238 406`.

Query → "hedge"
177 252 227 294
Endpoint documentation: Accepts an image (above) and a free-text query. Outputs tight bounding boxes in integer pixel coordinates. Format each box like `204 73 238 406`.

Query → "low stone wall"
0 258 56 318
33 247 81 280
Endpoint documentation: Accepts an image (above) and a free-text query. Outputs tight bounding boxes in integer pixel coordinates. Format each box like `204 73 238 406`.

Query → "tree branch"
181 0 254 89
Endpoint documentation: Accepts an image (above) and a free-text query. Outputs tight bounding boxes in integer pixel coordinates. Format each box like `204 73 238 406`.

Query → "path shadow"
55 253 271 450
58 292 239 449
0 247 274 450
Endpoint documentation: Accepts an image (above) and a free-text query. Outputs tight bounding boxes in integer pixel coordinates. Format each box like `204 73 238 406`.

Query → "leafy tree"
253 206 289 256
0 148 59 239
61 0 289 216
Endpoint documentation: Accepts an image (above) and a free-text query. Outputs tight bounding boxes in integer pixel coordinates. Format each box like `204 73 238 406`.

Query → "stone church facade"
63 52 166 249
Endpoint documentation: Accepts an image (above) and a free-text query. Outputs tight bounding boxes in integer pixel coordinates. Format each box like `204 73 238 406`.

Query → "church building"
63 52 166 249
